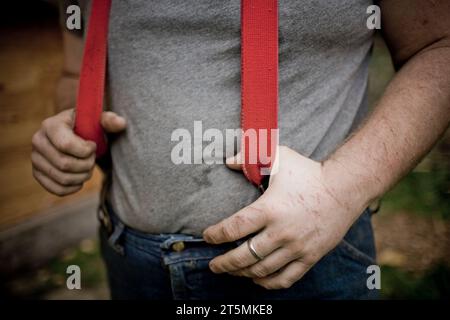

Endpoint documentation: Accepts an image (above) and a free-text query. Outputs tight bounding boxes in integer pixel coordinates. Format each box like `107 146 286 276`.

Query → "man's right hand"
31 109 127 196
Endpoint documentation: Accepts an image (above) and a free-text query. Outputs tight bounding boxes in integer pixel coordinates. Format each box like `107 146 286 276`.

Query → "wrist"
321 157 376 216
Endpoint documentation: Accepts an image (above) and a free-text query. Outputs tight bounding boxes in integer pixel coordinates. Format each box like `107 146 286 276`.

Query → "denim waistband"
100 198 375 263
100 199 243 255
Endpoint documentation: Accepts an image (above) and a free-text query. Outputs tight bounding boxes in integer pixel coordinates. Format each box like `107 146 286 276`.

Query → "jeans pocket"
334 208 377 267
337 238 376 266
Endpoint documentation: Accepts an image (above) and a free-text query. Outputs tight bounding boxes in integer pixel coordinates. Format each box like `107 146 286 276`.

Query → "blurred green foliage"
383 171 450 219
3 240 106 299
382 264 450 299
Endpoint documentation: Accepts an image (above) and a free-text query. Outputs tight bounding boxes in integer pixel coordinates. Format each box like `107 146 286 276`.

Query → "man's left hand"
203 146 367 289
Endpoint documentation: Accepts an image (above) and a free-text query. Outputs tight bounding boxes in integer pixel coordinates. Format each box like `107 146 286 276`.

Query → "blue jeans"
99 201 379 300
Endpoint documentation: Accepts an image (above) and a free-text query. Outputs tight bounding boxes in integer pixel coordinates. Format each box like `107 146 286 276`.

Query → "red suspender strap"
74 0 278 188
74 0 111 158
241 0 279 188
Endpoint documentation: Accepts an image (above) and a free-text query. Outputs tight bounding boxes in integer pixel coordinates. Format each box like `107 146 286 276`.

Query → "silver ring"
247 238 264 261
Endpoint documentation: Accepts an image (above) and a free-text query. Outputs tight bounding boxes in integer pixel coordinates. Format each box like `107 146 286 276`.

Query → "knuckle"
221 221 239 241
87 156 96 168
56 136 73 152
251 264 271 278
301 254 316 267
204 229 218 243
31 132 41 148
283 229 298 243
58 174 73 186
57 157 73 171
227 256 243 270
46 166 57 179
265 229 283 246
288 242 305 258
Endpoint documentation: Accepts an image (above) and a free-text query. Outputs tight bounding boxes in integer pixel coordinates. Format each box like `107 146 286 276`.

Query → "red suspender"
74 0 278 188
241 0 279 187
74 0 111 158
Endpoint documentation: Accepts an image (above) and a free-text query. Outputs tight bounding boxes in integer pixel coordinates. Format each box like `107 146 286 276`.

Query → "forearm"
324 44 450 211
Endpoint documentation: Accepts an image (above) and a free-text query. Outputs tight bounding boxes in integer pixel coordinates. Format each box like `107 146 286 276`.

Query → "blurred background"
0 1 449 300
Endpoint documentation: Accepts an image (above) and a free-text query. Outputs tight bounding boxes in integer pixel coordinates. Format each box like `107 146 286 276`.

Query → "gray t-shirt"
77 0 374 235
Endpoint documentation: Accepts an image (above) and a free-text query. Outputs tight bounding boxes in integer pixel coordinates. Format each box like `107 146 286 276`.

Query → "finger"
234 247 294 278
54 108 75 126
225 152 242 171
203 199 269 244
253 259 312 290
101 111 127 133
32 131 96 172
209 228 282 273
43 117 97 158
33 168 82 196
32 151 93 186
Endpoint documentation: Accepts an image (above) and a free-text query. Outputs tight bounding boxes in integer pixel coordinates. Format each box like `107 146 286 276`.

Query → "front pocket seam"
339 239 376 266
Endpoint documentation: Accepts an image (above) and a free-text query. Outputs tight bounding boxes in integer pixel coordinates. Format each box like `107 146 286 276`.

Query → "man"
31 0 450 299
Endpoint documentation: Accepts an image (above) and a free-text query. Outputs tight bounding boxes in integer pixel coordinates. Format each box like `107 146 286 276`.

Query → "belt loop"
160 235 196 250
108 220 125 256
98 170 124 255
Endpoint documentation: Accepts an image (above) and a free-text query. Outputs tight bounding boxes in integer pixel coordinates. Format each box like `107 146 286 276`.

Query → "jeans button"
172 241 185 252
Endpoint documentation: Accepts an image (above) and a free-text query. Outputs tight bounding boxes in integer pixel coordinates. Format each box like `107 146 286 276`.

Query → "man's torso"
79 0 374 235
